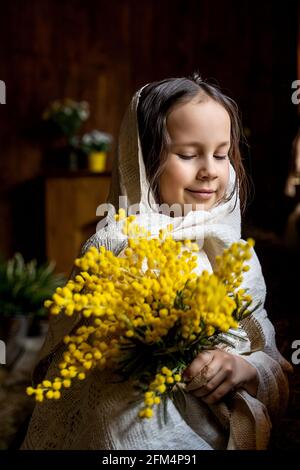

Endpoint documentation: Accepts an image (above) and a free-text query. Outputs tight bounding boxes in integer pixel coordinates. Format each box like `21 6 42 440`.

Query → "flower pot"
88 151 107 172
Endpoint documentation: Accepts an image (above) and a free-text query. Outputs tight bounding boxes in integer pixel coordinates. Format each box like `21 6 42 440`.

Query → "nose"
196 156 218 180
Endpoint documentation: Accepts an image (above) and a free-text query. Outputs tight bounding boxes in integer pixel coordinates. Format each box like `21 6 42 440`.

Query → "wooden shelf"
45 173 111 275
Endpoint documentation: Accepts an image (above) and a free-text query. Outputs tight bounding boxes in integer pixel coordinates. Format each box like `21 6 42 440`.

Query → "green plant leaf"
0 252 66 317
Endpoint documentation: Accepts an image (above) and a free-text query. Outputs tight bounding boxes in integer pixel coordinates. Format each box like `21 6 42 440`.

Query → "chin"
194 203 212 211
184 199 215 212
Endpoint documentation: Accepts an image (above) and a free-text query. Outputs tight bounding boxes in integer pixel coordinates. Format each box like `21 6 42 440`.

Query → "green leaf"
0 252 66 317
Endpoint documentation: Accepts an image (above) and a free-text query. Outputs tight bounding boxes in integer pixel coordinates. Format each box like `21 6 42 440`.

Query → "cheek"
159 162 189 204
222 162 230 189
161 162 188 188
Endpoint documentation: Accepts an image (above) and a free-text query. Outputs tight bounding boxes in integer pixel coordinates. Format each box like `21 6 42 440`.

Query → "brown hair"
137 72 249 213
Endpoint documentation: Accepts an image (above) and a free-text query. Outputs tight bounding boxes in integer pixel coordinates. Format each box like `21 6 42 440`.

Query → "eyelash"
177 154 228 161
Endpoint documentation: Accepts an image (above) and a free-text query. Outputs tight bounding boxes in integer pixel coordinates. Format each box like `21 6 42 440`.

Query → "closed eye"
177 154 197 160
177 154 228 160
214 155 228 160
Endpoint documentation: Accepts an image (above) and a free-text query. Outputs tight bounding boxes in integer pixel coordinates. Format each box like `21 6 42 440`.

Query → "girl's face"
159 96 231 212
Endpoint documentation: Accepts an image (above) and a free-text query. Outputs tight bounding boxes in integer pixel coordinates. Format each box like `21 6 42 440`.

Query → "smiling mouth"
186 189 216 194
185 189 216 200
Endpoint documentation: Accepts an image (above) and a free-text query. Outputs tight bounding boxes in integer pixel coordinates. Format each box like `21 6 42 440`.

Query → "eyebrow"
170 141 230 148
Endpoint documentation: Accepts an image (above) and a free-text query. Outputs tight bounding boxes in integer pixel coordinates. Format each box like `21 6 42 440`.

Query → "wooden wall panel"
0 0 298 261
45 175 111 275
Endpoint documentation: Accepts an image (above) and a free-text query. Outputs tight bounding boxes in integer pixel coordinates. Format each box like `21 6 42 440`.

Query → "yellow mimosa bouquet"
27 210 257 419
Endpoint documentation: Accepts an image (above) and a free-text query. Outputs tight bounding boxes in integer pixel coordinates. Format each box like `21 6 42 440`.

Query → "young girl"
22 73 291 450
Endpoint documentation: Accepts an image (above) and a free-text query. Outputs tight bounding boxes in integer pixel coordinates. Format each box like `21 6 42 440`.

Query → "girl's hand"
183 349 258 404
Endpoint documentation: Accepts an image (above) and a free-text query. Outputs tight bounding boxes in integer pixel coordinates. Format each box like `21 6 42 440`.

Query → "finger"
190 368 228 398
201 379 235 405
185 357 221 392
184 350 214 380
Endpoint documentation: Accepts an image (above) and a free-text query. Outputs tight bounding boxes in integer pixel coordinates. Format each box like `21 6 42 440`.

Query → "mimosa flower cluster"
27 210 255 419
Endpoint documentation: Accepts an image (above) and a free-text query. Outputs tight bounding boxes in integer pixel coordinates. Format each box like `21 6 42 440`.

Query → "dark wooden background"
0 0 298 259
0 0 300 449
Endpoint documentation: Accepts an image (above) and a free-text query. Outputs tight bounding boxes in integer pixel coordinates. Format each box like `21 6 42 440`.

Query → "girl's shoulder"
80 226 127 257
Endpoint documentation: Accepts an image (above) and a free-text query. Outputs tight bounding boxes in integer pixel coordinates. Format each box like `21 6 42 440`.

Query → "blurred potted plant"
0 253 65 367
42 99 90 171
76 130 113 172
